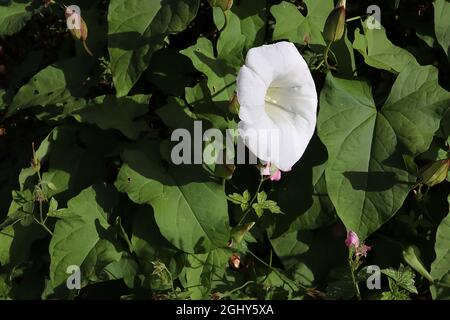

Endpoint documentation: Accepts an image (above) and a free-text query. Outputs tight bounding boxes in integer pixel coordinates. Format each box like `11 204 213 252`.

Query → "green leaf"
228 190 251 211
108 0 199 97
318 64 450 239
186 81 235 130
252 191 282 217
430 195 450 299
271 0 334 46
0 0 34 37
207 0 232 11
181 10 245 103
232 0 267 51
74 94 150 139
380 289 411 300
270 227 346 287
131 205 184 289
144 48 196 96
39 125 110 202
0 190 33 230
184 248 230 299
434 0 450 58
115 140 230 253
7 57 91 117
402 245 433 283
353 19 417 73
382 265 418 294
49 185 124 295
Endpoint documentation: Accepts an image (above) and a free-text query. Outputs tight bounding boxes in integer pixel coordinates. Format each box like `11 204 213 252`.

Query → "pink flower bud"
260 162 282 181
345 230 359 248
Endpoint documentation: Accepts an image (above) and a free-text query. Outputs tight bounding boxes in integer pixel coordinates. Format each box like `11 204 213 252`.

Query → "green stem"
33 217 53 236
323 41 336 71
346 15 363 22
349 259 362 300
220 281 256 299
39 198 44 224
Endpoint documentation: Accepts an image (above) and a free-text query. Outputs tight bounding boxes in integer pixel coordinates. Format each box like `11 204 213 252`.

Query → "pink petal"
345 231 359 248
270 169 282 181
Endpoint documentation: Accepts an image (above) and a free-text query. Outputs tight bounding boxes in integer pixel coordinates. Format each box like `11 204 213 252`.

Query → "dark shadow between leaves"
271 134 335 238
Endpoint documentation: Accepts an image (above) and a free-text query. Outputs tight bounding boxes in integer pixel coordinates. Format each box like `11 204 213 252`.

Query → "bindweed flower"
345 230 359 248
236 42 318 172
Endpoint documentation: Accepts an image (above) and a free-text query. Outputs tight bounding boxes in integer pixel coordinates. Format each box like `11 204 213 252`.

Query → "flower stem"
349 258 362 300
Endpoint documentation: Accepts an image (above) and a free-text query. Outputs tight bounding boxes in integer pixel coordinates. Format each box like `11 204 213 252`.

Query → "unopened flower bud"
229 253 241 270
65 6 88 41
323 0 346 42
231 222 255 244
417 159 449 187
345 230 359 248
228 92 239 115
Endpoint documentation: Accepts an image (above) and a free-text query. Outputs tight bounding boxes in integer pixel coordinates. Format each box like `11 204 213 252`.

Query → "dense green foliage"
0 0 449 300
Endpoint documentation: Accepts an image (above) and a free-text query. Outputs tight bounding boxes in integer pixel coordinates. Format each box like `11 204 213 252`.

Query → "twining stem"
248 250 304 293
348 258 362 300
323 41 337 71
33 217 53 236
39 199 44 224
34 157 53 235
237 176 266 226
220 281 256 299
346 15 363 22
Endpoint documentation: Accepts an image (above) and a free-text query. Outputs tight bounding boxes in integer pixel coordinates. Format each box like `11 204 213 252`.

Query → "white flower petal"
236 41 318 171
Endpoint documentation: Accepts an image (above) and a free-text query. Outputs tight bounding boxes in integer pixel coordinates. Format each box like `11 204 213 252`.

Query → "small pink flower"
345 230 359 248
356 244 372 257
261 163 290 181
270 169 281 181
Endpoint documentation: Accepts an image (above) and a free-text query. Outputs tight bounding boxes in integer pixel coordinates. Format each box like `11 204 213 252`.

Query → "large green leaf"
7 57 91 117
131 205 185 288
318 64 450 239
39 125 111 203
434 0 450 58
181 9 245 103
271 0 333 46
49 185 125 295
430 195 450 299
108 0 199 97
353 19 417 73
115 141 230 253
0 0 33 37
74 95 150 139
232 0 267 51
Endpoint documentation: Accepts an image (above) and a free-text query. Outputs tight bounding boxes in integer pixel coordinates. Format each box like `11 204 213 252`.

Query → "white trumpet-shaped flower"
236 41 318 172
